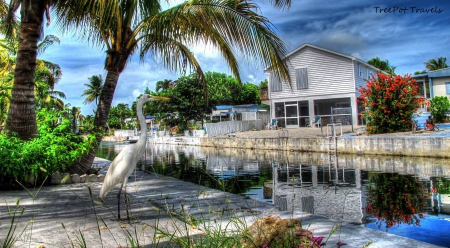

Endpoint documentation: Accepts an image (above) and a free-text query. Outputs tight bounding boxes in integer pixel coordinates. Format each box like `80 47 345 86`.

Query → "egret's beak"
151 96 170 101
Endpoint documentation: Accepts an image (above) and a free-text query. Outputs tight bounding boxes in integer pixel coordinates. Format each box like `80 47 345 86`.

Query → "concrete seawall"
200 136 450 158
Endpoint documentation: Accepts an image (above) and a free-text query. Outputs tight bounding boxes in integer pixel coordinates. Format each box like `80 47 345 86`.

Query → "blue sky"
39 0 450 116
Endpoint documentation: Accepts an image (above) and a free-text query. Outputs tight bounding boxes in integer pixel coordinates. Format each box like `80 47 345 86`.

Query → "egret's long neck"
136 99 147 147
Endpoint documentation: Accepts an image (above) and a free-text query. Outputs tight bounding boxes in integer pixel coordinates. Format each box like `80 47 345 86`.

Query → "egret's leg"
125 187 130 223
122 178 130 223
117 183 124 220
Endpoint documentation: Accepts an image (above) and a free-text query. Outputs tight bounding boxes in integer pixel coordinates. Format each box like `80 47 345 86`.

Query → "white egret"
99 94 169 221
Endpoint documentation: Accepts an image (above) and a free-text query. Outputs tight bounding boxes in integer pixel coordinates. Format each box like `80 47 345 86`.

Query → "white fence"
205 120 265 137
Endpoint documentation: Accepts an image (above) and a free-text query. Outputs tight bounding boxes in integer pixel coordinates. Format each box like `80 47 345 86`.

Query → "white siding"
354 63 368 97
269 46 355 100
432 77 450 98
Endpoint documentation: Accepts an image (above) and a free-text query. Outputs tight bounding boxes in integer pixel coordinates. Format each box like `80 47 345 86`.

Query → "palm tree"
56 0 292 174
2 0 87 140
82 74 104 106
0 35 64 122
35 59 66 110
3 0 50 139
425 57 448 71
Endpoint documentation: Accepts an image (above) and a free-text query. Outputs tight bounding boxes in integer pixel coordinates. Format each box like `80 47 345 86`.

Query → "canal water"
97 142 450 247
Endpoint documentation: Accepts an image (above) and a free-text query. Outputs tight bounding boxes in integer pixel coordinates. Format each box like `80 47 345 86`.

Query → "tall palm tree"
82 74 104 106
2 0 89 140
56 0 292 174
3 0 49 139
425 57 448 71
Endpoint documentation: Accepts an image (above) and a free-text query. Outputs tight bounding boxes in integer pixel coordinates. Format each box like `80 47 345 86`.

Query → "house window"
295 68 308 89
367 69 372 79
358 65 366 79
270 73 282 91
446 82 450 95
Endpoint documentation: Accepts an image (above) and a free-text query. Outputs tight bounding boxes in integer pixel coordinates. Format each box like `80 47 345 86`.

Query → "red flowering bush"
358 73 425 134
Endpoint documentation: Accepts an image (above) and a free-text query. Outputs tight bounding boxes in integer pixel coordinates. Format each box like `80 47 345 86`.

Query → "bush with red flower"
358 73 425 134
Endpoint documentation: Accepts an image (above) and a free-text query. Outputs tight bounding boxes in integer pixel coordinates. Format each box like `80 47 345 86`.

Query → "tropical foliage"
82 74 104 106
0 28 64 131
0 108 96 188
367 57 396 75
34 60 65 110
424 57 448 71
260 79 268 88
358 73 425 134
134 71 261 131
206 71 261 106
429 96 450 123
108 103 132 129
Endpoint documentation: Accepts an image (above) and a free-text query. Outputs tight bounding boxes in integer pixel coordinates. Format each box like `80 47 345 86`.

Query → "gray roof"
428 67 450 78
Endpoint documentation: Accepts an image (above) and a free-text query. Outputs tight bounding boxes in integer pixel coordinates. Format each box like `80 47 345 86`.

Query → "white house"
265 44 381 128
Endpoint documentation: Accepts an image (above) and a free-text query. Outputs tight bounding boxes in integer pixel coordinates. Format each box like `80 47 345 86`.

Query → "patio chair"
268 118 278 130
312 116 321 128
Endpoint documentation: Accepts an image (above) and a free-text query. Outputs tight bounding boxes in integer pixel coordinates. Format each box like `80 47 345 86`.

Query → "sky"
39 0 450 116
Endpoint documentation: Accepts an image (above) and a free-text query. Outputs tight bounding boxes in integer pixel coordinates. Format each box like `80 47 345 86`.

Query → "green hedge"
0 109 96 188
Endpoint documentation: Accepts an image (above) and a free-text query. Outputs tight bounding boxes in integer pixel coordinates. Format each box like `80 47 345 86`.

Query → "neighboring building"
413 67 450 102
209 104 268 122
265 43 383 128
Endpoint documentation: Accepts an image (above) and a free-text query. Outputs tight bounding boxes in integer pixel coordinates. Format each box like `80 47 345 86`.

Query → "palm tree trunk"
5 19 43 140
67 70 121 175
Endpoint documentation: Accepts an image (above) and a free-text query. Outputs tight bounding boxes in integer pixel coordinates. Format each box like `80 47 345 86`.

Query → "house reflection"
271 163 450 225
271 163 364 224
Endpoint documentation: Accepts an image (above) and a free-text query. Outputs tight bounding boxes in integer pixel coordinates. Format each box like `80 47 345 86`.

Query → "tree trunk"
67 70 121 174
5 1 45 140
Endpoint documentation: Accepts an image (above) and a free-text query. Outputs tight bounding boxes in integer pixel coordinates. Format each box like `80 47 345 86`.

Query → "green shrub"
0 109 96 188
429 96 450 123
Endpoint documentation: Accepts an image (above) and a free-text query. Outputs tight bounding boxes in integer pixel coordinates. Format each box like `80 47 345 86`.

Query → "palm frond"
37 34 61 55
2 0 19 39
143 0 291 84
269 0 291 10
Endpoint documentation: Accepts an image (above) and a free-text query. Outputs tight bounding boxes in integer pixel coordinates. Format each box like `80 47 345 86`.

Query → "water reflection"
97 142 450 246
364 173 425 229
